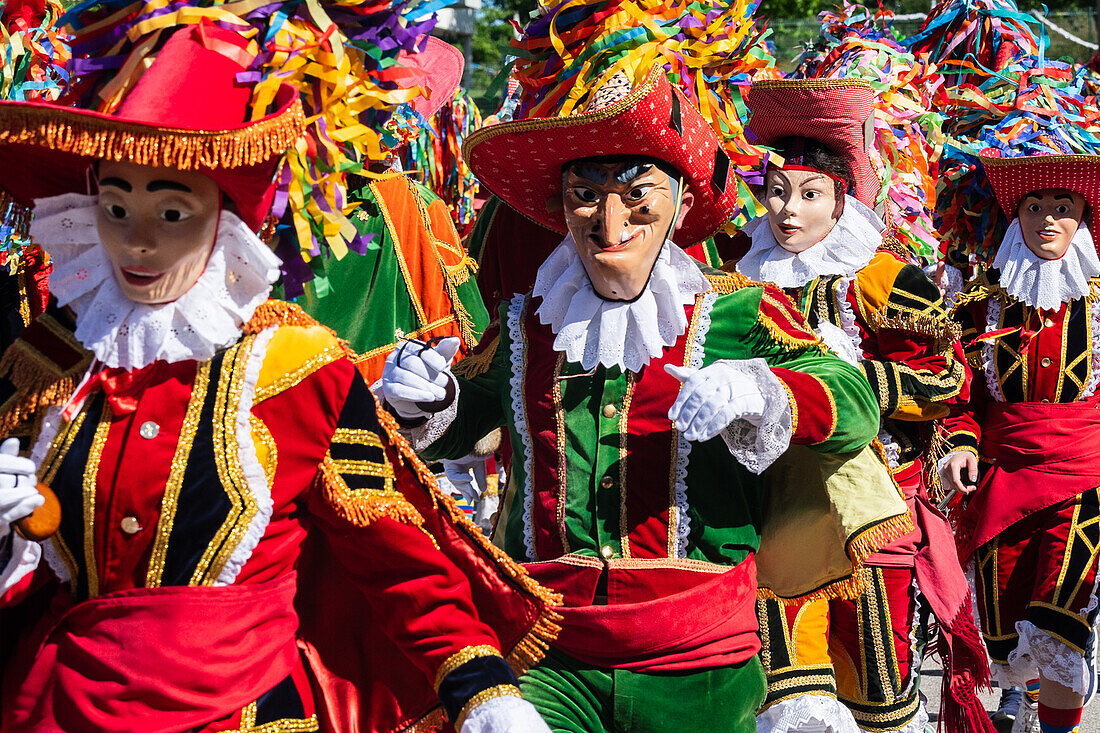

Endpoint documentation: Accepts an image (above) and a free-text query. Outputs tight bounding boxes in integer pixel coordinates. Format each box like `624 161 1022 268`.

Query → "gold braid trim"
319 455 424 528
403 711 444 733
433 645 503 691
452 333 500 380
877 237 911 261
454 685 523 730
0 101 305 171
758 314 828 353
374 404 563 675
0 334 92 436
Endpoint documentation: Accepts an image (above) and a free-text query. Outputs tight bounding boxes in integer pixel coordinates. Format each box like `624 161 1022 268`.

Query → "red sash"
524 556 759 672
3 575 299 732
957 398 1100 562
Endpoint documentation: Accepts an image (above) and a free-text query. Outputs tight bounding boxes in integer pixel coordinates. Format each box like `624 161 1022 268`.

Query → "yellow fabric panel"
855 251 906 315
257 325 343 398
790 599 832 667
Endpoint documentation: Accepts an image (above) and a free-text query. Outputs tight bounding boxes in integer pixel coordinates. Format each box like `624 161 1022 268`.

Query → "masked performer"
0 23 558 733
736 78 985 733
378 67 898 732
940 149 1100 733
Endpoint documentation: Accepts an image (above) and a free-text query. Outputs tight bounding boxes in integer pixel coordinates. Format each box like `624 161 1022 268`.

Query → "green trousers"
519 647 766 733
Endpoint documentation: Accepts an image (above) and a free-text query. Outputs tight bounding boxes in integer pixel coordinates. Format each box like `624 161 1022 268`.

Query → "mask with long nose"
562 158 694 301
96 160 222 305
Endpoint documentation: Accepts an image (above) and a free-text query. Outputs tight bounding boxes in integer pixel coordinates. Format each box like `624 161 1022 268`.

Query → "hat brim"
0 83 303 206
463 69 737 246
746 79 880 208
981 149 1100 237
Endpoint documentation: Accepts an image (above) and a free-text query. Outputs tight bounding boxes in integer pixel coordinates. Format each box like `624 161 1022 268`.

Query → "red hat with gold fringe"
746 78 880 207
980 148 1100 236
463 68 738 247
0 22 303 233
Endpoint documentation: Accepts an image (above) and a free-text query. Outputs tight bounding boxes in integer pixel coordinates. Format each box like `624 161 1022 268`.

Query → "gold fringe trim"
0 102 306 171
868 310 962 351
0 336 92 436
452 333 500 381
705 271 751 294
243 300 360 363
374 404 563 674
758 312 828 354
846 512 916 567
757 570 868 606
403 709 444 733
319 456 425 529
877 237 910 260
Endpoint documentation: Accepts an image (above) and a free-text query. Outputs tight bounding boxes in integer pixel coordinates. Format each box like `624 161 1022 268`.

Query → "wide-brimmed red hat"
980 148 1100 235
0 22 304 231
746 78 879 208
463 68 737 246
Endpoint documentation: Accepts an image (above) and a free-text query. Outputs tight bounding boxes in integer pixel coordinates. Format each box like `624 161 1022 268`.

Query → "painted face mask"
1017 189 1087 260
96 160 221 305
763 167 842 253
562 159 692 301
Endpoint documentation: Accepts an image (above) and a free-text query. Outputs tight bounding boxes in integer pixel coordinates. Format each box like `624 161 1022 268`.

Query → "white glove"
666 362 767 443
460 694 551 733
443 455 487 505
380 337 461 421
0 437 41 531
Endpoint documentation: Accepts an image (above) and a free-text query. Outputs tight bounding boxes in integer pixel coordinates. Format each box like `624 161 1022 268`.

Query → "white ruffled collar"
31 193 282 370
736 195 884 288
993 219 1100 311
532 236 711 373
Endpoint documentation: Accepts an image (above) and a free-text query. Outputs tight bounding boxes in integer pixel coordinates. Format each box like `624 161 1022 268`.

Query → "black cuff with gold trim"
437 651 518 725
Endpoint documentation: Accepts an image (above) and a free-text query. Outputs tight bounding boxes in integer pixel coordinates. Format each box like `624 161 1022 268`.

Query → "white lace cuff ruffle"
995 620 1094 697
0 530 41 595
756 693 860 733
459 691 549 733
396 380 460 454
717 358 792 475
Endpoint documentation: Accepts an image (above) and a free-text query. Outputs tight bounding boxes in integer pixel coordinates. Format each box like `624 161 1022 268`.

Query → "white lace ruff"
737 196 884 289
32 193 281 369
992 620 1093 696
717 358 793 475
672 292 715 558
533 237 710 373
756 694 860 733
993 220 1100 312
215 327 276 586
507 295 537 562
982 296 1007 403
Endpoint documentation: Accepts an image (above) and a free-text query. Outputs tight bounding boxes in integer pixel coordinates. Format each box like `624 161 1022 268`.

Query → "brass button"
602 403 617 419
600 545 614 559
139 421 159 439
599 475 614 490
1045 318 1055 328
1041 398 1051 403
120 516 143 534
1040 357 1052 368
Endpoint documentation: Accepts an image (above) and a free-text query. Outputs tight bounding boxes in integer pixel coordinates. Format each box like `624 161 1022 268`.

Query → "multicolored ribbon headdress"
500 0 779 228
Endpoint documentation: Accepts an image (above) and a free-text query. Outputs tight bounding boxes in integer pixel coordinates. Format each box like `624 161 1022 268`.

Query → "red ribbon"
63 363 159 420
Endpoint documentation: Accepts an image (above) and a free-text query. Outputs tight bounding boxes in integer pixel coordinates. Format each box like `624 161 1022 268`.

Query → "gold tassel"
0 101 305 171
452 333 500 380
